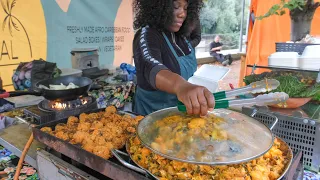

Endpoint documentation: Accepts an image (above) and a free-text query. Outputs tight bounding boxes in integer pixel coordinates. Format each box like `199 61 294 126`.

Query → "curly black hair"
133 0 203 36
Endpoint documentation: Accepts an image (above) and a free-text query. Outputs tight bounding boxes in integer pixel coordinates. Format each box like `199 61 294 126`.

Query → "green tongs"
178 79 287 112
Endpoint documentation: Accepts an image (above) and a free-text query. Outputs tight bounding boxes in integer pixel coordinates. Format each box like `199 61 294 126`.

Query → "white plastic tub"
299 45 320 70
60 68 82 77
301 45 320 57
268 52 299 68
188 76 219 93
188 64 230 93
194 64 230 82
299 58 320 70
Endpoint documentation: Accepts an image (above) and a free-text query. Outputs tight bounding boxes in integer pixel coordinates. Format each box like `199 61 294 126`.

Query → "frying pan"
36 76 92 101
0 76 92 101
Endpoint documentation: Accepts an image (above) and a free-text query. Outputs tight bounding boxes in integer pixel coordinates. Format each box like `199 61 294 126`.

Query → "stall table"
0 123 45 168
0 108 308 179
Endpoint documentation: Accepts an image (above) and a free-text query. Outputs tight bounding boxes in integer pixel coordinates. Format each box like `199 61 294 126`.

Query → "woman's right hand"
174 81 215 116
155 70 215 115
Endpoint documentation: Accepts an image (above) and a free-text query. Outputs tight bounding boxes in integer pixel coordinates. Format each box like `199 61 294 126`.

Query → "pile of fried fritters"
40 106 144 159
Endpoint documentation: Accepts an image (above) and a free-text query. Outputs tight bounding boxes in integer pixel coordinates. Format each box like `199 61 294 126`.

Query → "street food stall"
0 64 309 180
0 47 314 180
0 0 319 179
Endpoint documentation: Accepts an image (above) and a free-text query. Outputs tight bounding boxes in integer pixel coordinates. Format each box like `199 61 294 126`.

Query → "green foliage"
200 0 249 34
243 71 320 98
256 0 306 20
199 0 249 49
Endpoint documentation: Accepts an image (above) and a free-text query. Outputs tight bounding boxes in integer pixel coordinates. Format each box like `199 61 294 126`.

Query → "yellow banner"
0 0 133 90
0 0 47 90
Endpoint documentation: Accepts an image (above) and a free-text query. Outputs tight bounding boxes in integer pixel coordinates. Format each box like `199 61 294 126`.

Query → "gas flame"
51 99 88 110
52 102 68 110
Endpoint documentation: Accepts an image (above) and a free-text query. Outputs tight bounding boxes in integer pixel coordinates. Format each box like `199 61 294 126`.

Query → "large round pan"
0 76 92 101
35 76 93 101
112 136 293 180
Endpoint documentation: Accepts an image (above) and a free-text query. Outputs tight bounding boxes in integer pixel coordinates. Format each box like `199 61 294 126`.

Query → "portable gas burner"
21 96 97 125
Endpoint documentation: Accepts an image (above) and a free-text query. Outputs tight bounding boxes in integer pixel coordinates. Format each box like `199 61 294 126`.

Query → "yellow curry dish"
128 136 291 180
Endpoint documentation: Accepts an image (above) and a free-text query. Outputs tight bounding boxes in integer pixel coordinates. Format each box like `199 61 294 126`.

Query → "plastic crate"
242 107 320 172
276 42 320 55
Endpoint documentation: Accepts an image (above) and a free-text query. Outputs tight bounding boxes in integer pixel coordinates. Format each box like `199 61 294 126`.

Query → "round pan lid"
137 107 274 165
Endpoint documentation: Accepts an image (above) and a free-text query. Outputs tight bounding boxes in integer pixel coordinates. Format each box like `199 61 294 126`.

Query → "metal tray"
112 135 293 180
32 108 148 180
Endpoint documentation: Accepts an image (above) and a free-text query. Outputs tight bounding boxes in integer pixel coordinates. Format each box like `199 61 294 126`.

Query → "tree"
200 0 240 34
199 0 249 50
200 4 218 33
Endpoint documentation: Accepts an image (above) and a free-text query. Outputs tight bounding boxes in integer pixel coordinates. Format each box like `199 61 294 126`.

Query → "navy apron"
134 32 197 116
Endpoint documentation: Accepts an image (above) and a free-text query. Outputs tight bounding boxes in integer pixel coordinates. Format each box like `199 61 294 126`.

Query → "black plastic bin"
276 42 320 55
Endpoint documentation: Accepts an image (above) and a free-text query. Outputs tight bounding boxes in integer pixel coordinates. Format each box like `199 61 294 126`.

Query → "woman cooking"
133 0 215 116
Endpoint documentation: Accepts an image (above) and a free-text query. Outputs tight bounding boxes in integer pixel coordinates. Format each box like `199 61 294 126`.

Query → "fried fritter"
40 127 53 134
122 114 133 122
67 126 78 133
91 121 104 129
89 129 103 142
135 116 144 122
92 129 103 136
110 126 124 137
105 106 116 114
55 131 69 141
67 132 75 140
82 137 94 145
112 136 127 149
79 113 89 123
100 118 109 126
126 127 136 133
55 123 67 131
72 131 90 144
67 116 79 127
77 122 91 131
118 121 129 129
88 113 99 121
82 142 95 153
94 136 107 146
92 143 113 159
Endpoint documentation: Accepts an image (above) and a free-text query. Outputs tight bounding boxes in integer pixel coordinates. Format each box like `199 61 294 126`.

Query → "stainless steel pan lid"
137 107 276 165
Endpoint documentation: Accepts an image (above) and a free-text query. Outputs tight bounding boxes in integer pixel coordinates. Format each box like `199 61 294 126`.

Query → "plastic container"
60 68 82 77
301 45 320 57
268 52 299 68
119 63 136 81
299 45 320 70
188 76 219 93
194 64 230 81
188 64 230 93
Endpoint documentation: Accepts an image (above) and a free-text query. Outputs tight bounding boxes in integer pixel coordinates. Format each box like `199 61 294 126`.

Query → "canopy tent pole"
245 0 252 53
239 0 246 52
